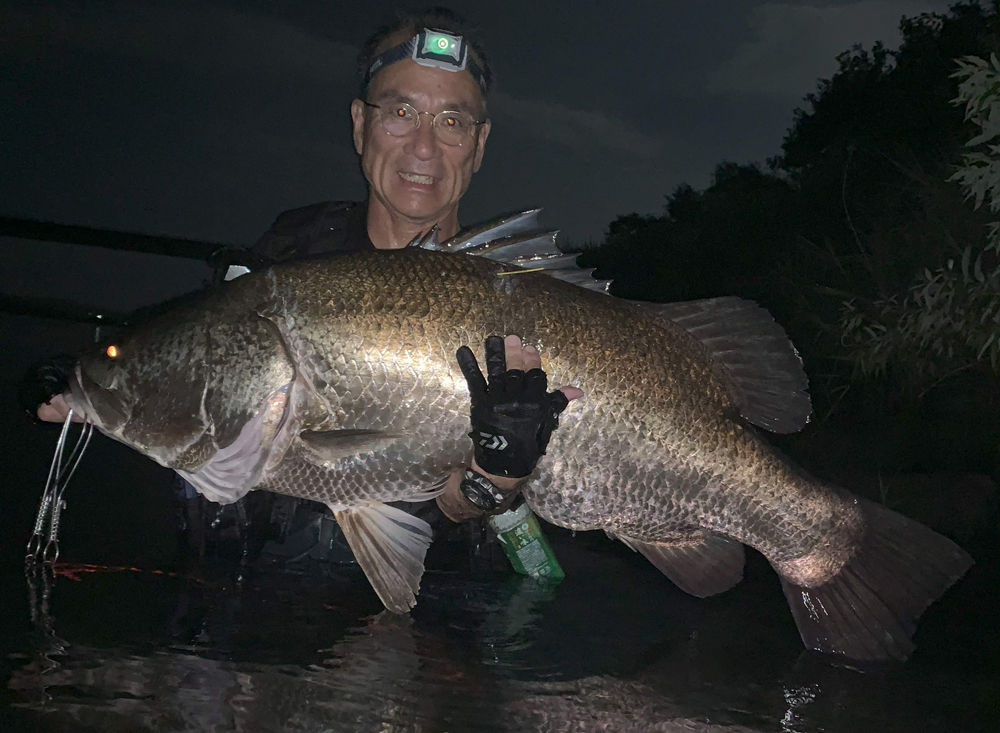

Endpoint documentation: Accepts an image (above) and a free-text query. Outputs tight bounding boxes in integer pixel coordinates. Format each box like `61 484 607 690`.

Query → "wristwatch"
459 469 506 511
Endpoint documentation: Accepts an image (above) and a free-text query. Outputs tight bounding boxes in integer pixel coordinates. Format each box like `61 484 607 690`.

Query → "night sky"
1 0 953 307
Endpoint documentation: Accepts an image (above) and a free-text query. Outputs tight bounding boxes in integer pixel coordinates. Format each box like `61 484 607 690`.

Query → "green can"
488 500 565 581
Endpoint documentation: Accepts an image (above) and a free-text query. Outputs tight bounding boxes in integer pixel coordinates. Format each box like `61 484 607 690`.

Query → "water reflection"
8 564 534 732
4 536 998 732
6 561 757 733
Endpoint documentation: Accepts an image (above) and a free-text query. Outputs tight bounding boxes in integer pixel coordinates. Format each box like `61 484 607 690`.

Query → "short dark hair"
357 6 494 100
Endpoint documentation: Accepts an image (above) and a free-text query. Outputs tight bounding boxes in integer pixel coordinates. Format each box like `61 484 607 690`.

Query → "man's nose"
404 117 441 160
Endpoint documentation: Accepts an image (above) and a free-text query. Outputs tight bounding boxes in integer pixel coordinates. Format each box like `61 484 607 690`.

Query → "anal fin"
620 532 745 598
333 503 433 614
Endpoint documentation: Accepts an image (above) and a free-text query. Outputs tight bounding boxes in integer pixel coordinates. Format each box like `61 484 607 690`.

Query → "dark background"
3 4 1000 729
2 0 952 247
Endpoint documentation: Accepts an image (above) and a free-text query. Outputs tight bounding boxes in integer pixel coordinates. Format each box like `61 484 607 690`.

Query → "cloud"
708 1 953 99
1 2 357 83
3 3 662 158
490 92 665 157
0 2 366 243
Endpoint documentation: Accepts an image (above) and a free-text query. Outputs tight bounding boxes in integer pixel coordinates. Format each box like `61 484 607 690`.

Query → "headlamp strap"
364 29 486 94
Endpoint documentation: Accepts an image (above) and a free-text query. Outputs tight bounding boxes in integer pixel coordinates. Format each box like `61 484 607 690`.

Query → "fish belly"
257 437 469 507
524 408 852 569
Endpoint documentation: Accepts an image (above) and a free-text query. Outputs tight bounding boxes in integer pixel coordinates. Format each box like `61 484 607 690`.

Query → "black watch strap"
459 469 506 511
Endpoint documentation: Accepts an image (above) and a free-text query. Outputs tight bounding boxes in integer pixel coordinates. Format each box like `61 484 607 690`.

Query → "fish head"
64 317 220 469
69 341 133 433
64 292 297 475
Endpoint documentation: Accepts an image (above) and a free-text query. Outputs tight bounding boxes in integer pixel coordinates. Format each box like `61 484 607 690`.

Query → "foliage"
585 2 1000 406
579 163 797 306
839 51 1000 386
950 53 1000 218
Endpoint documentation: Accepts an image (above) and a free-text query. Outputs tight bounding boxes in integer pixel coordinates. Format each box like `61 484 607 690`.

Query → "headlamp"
416 30 466 67
364 28 487 94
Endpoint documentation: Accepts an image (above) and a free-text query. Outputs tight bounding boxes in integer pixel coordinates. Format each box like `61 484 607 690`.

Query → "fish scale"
245 249 837 560
66 244 973 659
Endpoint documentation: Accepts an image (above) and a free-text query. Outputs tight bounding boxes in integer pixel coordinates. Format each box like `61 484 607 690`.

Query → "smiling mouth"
398 172 436 185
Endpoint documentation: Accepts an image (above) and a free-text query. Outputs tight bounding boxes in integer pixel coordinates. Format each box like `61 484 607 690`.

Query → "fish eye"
106 344 120 359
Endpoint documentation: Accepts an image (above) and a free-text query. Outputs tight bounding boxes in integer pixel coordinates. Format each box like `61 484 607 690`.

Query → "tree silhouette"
584 2 1000 404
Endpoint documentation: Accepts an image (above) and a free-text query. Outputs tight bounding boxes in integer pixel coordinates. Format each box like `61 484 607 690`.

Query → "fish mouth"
65 364 130 433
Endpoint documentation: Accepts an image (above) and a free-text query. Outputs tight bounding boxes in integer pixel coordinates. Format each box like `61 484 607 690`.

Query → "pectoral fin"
620 532 745 598
333 503 434 613
297 429 404 468
176 385 289 504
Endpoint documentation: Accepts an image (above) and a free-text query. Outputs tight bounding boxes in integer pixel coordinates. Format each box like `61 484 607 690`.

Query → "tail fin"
777 498 973 662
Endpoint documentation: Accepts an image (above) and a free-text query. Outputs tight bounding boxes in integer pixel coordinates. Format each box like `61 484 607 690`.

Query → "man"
31 8 581 570
247 8 580 541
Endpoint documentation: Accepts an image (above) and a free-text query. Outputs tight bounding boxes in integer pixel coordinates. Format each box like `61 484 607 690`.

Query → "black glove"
18 353 78 424
456 335 570 479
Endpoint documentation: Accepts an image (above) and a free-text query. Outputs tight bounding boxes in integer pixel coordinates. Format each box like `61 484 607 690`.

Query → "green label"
490 508 565 581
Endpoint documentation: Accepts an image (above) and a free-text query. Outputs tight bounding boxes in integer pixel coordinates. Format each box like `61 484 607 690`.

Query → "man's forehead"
367 60 484 113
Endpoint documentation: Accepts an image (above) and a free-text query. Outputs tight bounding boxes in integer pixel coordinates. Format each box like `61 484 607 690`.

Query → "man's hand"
37 394 76 423
458 334 581 479
20 354 83 424
436 335 582 522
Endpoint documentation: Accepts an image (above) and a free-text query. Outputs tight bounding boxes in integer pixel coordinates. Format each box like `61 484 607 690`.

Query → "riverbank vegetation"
582 2 1000 535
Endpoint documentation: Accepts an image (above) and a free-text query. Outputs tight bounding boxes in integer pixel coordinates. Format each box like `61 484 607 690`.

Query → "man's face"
351 55 491 228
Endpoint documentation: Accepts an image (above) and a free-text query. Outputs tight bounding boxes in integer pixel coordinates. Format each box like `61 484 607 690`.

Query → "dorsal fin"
637 297 811 433
475 235 612 293
434 214 805 426
406 225 440 249
507 253 581 270
428 208 614 294
546 267 612 294
439 209 544 252
464 231 562 260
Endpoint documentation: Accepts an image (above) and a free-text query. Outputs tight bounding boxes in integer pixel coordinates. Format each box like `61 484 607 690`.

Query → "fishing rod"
0 216 246 325
0 216 227 260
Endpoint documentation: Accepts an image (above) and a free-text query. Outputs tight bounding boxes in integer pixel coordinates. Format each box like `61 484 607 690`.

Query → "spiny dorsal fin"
636 297 811 433
480 238 612 293
439 209 543 252
430 208 613 294
508 253 581 270
406 225 440 249
464 231 561 260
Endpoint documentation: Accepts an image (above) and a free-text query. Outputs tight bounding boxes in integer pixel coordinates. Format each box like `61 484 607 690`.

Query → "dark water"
3 314 999 732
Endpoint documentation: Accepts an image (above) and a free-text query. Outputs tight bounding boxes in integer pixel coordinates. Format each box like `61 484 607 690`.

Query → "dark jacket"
252 201 374 262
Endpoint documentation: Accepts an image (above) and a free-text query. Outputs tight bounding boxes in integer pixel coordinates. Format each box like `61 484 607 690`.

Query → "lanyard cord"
26 411 93 566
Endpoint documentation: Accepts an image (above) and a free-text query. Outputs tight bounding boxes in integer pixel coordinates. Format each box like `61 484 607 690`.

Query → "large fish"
59 221 971 661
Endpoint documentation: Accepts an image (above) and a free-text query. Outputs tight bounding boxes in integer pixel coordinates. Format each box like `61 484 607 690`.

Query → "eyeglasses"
363 101 486 147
